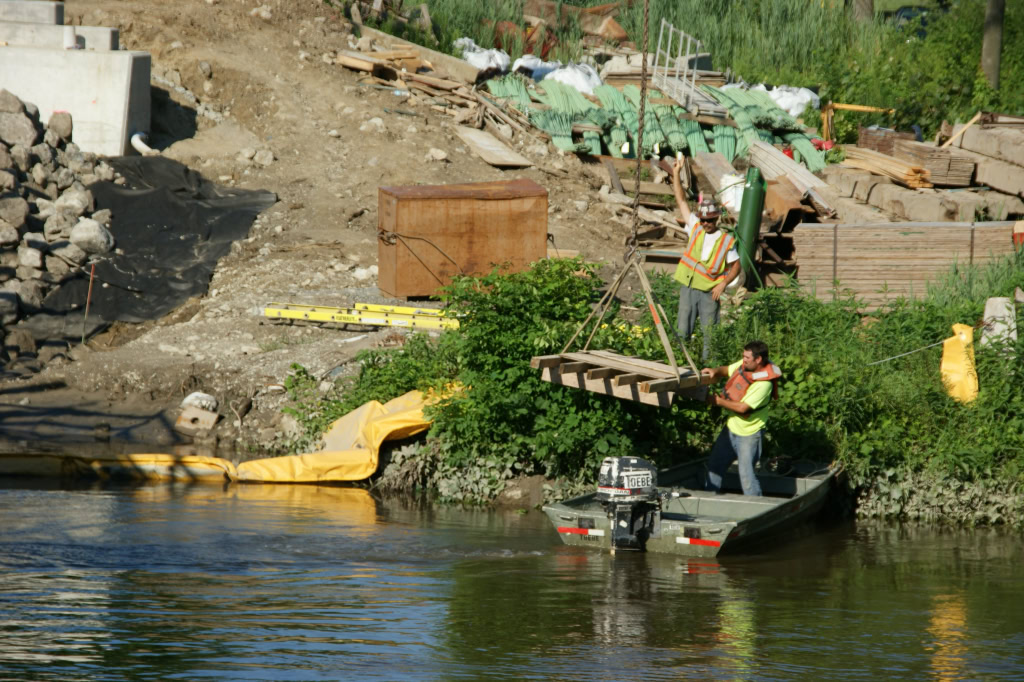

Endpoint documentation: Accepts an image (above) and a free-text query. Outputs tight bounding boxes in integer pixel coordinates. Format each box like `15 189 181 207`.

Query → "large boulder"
0 220 19 245
43 210 77 240
0 169 16 192
47 111 73 141
17 246 43 269
0 194 29 229
0 144 12 170
0 112 40 148
0 290 19 323
54 188 93 217
50 240 87 265
0 90 23 115
69 217 114 254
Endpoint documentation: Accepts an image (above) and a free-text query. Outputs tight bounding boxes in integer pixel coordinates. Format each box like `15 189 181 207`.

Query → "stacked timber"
747 141 836 216
791 221 1019 309
891 140 974 187
858 126 915 156
842 146 932 188
947 122 1024 197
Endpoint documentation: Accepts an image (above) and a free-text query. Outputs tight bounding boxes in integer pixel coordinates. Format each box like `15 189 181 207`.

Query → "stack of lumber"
748 141 826 191
858 126 915 156
946 121 1024 197
791 221 1019 309
842 145 933 188
891 140 974 187
530 350 704 407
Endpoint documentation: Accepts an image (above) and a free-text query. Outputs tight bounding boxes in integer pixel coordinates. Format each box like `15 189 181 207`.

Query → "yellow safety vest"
673 224 736 292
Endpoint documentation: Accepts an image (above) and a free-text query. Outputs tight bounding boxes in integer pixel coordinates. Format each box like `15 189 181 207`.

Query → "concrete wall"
0 0 63 25
0 21 118 49
0 46 150 156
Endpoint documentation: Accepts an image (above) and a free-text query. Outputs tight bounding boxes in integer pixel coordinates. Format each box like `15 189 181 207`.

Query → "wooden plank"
356 25 480 84
453 126 532 168
540 367 674 408
559 361 592 374
612 373 644 387
603 158 625 195
640 377 681 394
586 367 621 380
530 355 563 369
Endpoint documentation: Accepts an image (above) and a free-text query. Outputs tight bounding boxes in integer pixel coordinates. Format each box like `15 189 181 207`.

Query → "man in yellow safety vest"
701 340 782 496
671 159 742 360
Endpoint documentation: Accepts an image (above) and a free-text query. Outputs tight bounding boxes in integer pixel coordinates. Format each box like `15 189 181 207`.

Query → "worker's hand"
672 158 684 177
701 367 716 379
711 282 727 301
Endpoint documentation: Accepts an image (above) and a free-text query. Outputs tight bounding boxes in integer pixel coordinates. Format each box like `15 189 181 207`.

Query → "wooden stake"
81 262 95 345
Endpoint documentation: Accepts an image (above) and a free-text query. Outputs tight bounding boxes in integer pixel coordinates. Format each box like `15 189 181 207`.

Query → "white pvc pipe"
130 132 157 156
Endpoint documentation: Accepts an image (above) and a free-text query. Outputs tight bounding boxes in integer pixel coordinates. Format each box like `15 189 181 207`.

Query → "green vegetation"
348 0 1021 142
283 251 1024 523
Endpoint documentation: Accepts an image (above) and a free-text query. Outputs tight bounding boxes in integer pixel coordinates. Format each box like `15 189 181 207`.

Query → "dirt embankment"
0 0 628 456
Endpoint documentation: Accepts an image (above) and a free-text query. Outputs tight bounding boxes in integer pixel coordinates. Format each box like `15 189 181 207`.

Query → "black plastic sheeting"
20 156 277 341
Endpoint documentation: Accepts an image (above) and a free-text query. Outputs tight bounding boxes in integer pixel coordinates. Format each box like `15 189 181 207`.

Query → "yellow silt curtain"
0 390 434 484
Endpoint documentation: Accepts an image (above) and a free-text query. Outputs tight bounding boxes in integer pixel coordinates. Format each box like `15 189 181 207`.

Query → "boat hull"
543 459 836 557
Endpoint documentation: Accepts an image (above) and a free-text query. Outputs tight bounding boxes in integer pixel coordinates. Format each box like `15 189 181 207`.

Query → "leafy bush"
283 250 1024 517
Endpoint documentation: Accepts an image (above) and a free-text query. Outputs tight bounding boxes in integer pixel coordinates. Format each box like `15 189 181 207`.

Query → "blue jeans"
706 427 763 496
677 285 719 362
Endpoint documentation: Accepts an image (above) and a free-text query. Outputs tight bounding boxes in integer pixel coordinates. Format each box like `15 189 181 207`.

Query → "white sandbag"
751 83 820 117
512 54 563 81
542 63 603 95
717 173 745 215
453 37 510 72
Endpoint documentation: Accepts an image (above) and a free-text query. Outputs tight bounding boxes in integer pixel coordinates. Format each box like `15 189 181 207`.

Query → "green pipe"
735 166 764 286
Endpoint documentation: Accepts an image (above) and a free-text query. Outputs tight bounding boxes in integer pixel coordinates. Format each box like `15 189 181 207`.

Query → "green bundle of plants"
744 89 802 132
528 109 584 152
595 85 640 156
681 118 710 154
485 74 533 111
534 80 595 116
621 85 667 157
655 105 688 154
712 125 737 162
782 132 826 172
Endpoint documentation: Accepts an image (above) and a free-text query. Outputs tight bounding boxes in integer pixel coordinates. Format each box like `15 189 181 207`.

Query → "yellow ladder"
262 302 460 330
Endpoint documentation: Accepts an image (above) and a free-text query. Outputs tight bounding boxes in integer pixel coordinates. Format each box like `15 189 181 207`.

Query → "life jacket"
723 362 782 403
673 223 736 292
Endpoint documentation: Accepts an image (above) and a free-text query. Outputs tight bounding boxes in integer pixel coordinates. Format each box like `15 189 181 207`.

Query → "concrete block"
980 297 1017 348
0 21 118 50
0 46 150 156
0 0 63 25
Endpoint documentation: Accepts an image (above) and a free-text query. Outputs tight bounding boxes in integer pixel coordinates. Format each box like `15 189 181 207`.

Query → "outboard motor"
596 456 661 551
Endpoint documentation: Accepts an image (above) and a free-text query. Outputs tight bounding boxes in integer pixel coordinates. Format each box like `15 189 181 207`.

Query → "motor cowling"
596 457 660 551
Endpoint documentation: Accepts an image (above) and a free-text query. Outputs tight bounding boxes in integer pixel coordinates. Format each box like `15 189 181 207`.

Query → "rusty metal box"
377 179 548 298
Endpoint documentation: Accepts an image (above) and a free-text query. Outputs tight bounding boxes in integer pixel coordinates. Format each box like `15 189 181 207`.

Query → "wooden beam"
585 367 620 380
541 367 674 408
530 355 563 369
640 378 680 394
559 361 592 374
603 158 625 195
613 373 644 387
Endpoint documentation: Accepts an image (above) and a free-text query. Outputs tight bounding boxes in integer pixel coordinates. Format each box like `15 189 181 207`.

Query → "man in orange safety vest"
701 340 782 496
671 159 742 360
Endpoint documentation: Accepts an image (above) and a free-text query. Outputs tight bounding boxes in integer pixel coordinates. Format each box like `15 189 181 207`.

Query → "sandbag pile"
0 88 120 329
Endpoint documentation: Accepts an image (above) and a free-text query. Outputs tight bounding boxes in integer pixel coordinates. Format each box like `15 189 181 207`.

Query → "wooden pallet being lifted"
531 350 706 408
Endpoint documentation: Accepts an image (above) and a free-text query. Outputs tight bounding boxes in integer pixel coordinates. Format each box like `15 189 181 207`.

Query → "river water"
1 480 1022 681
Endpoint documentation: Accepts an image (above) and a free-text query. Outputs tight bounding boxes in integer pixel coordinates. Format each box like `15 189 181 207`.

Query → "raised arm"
672 159 692 226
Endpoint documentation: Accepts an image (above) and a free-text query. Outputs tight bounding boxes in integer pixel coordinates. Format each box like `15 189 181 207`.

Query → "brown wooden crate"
378 180 548 298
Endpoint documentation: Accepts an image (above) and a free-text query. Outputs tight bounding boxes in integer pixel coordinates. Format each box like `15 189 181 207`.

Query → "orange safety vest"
723 362 782 403
673 224 737 292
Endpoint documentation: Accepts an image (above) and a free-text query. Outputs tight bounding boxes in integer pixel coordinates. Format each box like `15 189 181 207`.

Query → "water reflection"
927 593 968 682
1 482 1023 680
